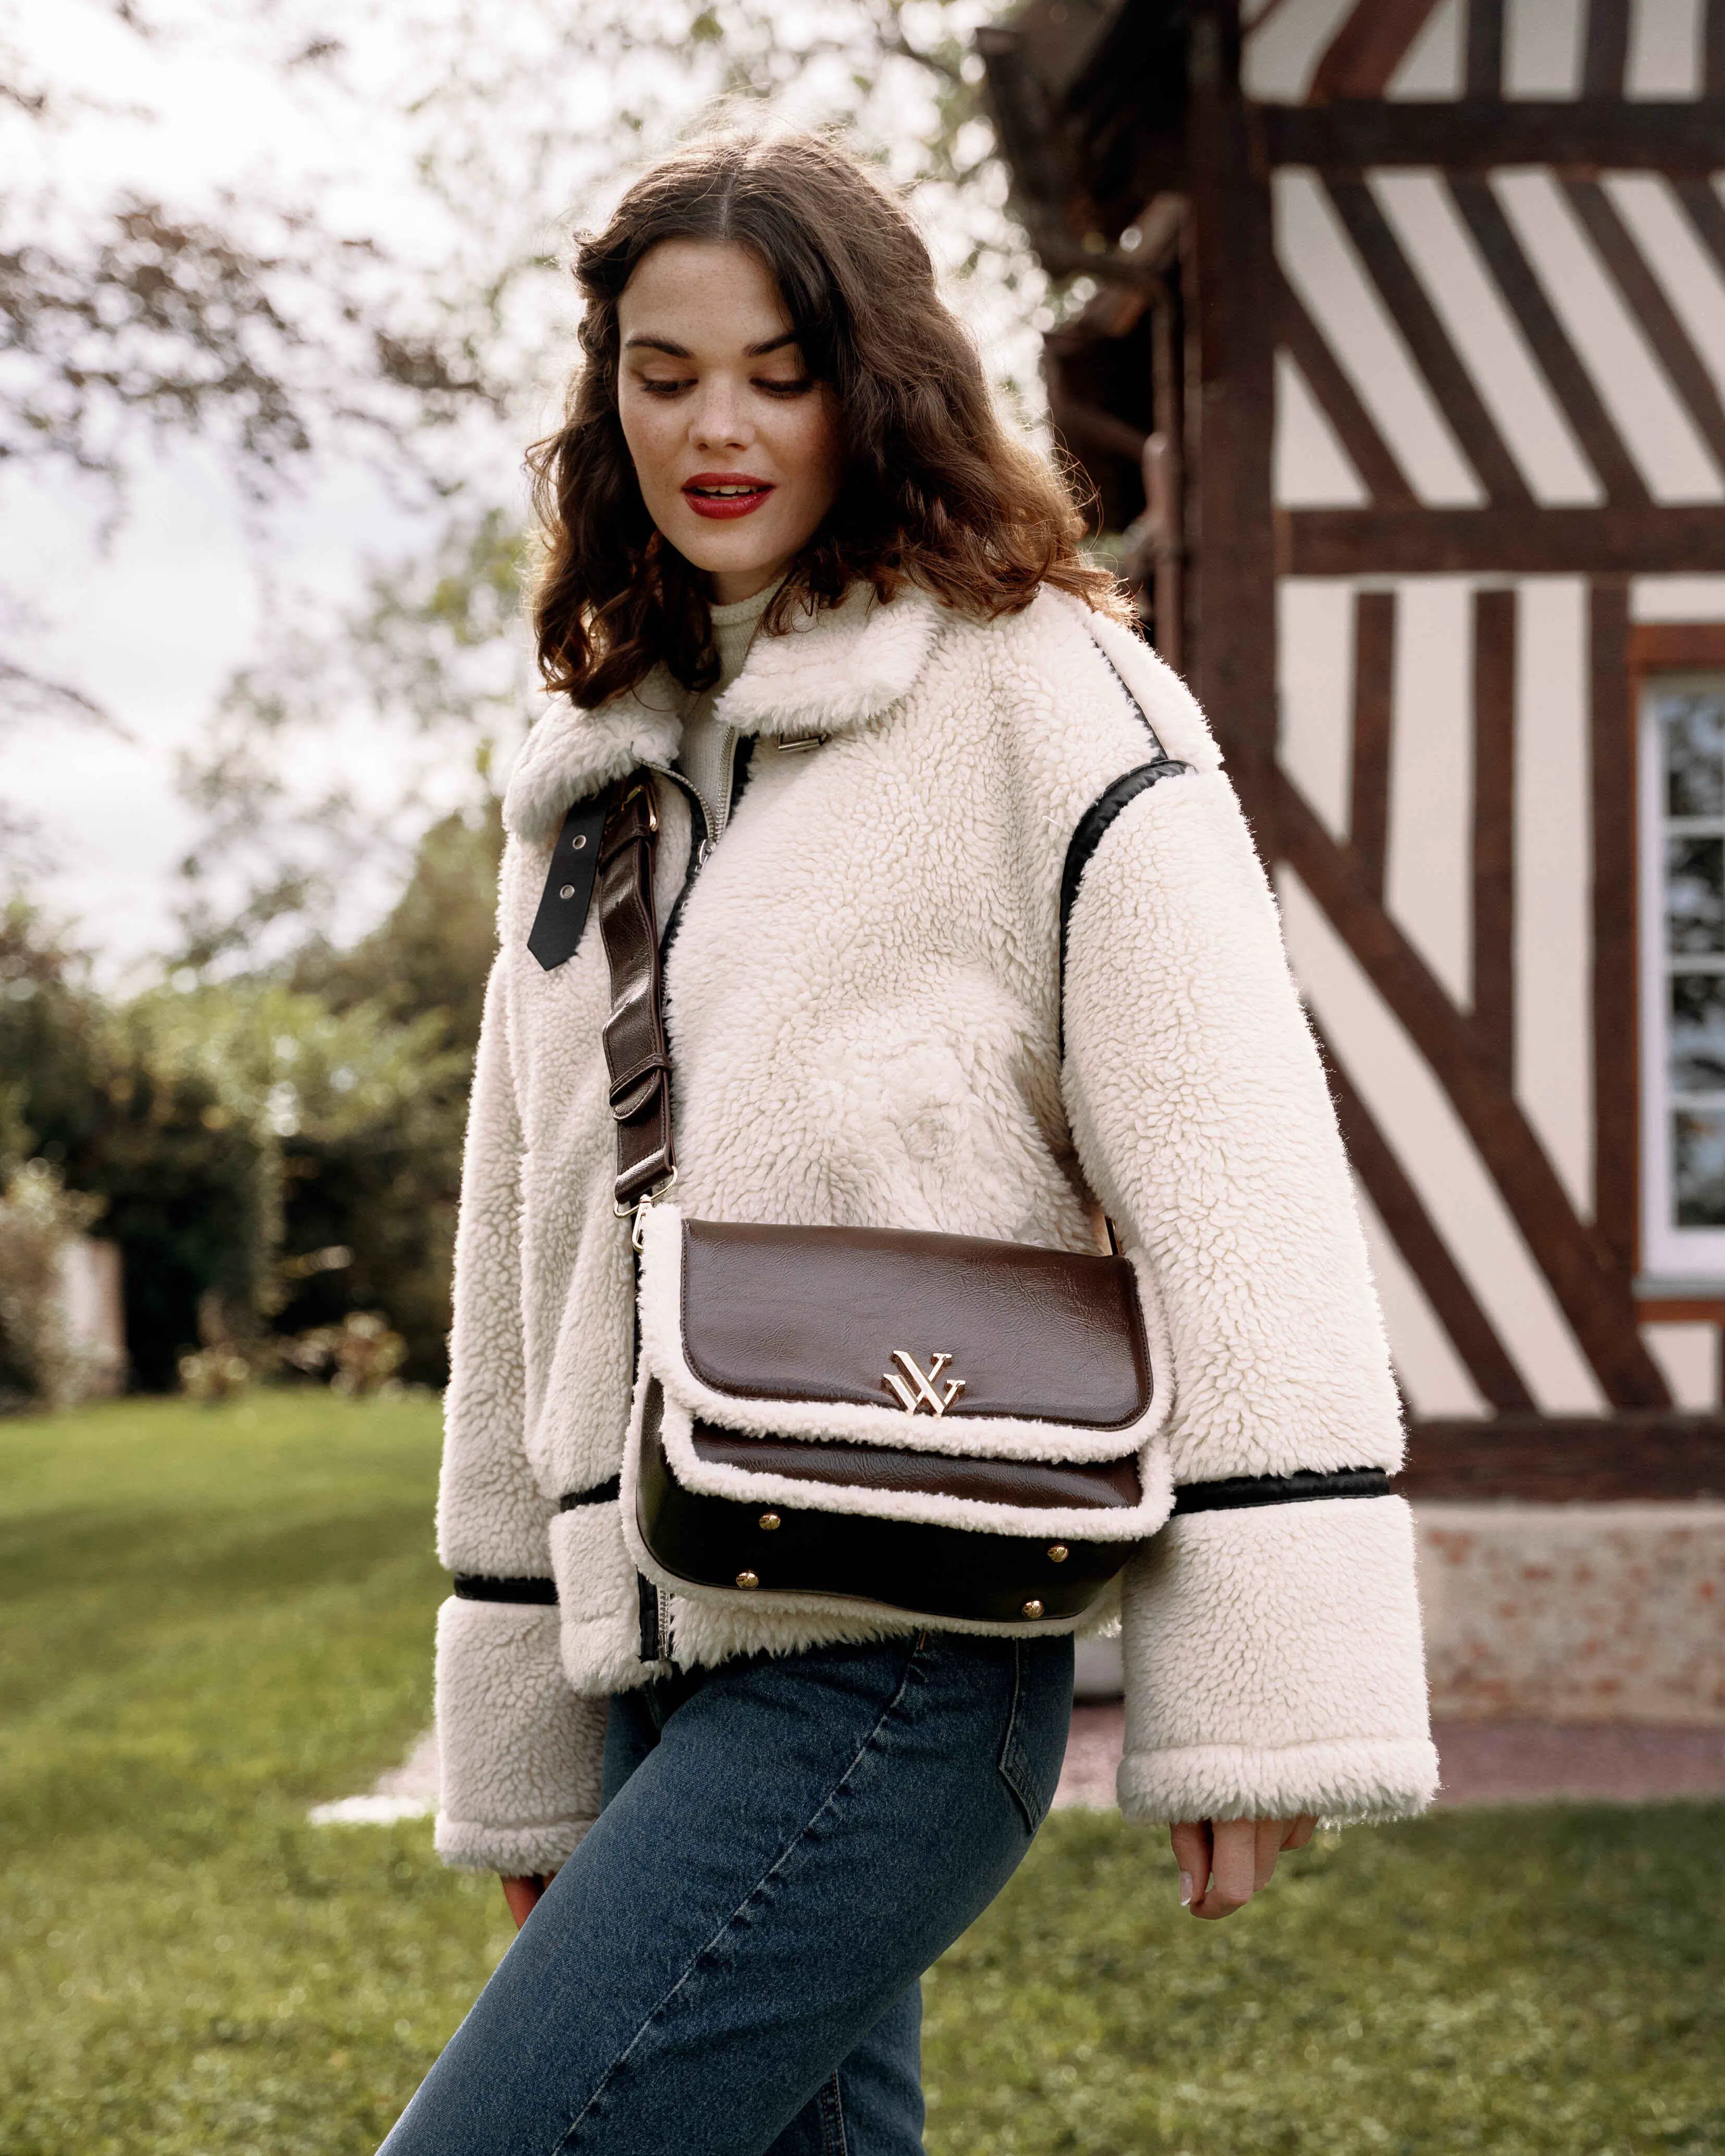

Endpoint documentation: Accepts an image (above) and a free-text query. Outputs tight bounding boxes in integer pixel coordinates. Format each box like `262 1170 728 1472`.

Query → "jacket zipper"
650 724 746 960
634 733 745 1671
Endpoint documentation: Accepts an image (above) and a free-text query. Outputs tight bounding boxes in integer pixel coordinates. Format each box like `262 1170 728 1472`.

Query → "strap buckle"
620 773 658 832
614 1168 678 1251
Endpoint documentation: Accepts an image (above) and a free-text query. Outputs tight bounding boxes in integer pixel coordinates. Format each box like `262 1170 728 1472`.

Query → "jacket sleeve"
433 956 607 1873
1061 762 1436 1826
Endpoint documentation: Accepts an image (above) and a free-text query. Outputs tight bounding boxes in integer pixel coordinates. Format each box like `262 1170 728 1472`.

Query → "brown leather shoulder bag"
598 769 1177 1631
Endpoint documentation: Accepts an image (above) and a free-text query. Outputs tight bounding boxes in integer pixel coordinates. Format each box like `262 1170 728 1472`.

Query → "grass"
1 1399 1721 2155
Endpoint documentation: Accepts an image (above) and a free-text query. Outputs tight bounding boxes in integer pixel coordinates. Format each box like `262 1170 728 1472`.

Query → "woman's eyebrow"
621 331 799 359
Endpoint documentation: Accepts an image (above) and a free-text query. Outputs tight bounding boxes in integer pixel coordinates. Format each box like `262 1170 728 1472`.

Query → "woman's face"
615 238 845 606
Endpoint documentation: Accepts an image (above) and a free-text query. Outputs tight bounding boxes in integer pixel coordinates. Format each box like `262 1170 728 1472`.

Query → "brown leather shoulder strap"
598 773 676 1212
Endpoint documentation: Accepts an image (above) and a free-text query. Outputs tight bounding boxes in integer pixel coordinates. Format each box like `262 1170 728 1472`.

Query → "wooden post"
1472 587 1518 1083
1185 0 1279 849
1591 577 1638 1277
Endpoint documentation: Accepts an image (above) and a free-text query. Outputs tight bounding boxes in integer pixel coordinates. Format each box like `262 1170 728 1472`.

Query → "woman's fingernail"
1179 1871 1194 1907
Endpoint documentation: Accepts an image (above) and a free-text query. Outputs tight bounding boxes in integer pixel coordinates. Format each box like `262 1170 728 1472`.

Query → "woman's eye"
638 376 693 397
756 376 814 397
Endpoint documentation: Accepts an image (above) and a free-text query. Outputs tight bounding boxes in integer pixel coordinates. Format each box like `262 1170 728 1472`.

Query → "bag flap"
636 1206 1169 1463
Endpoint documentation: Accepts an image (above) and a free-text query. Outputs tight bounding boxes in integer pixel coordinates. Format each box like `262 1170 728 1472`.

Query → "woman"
383 129 1434 2155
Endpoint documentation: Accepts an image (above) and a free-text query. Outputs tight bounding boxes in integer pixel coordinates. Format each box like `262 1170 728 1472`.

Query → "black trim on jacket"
1173 1468 1391 1514
452 1574 559 1604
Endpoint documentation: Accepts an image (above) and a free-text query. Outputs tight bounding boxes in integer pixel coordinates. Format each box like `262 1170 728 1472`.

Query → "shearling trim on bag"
614 1365 1128 1652
1116 1499 1437 1825
633 1200 1176 1475
432 1596 608 1875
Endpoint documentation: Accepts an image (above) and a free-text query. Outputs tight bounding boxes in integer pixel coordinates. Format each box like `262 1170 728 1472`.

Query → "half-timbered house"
980 0 1725 1721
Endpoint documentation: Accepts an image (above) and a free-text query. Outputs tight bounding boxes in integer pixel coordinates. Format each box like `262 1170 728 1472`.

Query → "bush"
0 902 276 1390
0 1160 106 1412
3 800 500 1393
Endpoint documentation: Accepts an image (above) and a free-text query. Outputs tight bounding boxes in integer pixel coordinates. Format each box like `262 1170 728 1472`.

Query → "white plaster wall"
1633 575 1725 621
1241 0 1356 103
1353 1180 1492 1418
1385 578 1473 1007
1642 1320 1720 1409
1370 173 1600 506
1387 0 1461 97
1493 171 1725 504
1505 0 1584 95
1275 350 1369 507
1276 578 1355 840
1627 0 1705 97
1604 176 1725 411
1281 866 1607 1413
1276 170 1484 506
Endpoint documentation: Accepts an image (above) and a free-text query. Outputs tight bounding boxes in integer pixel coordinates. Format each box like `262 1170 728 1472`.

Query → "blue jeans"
379 1628 1074 2155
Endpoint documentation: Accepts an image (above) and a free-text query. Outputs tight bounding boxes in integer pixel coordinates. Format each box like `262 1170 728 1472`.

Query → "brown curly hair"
527 129 1125 709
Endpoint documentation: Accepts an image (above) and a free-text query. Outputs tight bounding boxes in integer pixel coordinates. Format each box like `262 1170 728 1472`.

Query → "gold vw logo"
883 1350 966 1416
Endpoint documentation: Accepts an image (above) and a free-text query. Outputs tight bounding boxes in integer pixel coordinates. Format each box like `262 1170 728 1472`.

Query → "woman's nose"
689 383 750 452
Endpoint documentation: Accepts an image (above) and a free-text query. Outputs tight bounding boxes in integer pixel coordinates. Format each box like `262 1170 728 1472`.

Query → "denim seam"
552 1635 929 2153
996 1641 1041 1834
819 2069 848 2156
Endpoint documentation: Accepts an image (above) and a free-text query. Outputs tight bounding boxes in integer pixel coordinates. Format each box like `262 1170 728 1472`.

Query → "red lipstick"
682 471 775 520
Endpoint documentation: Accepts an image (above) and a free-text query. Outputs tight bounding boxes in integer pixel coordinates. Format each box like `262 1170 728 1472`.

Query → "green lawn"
1 1398 1721 2155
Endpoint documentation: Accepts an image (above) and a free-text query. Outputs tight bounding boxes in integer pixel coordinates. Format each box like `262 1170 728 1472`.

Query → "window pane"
1661 686 1725 817
1670 972 1725 1090
1675 1107 1725 1225
1666 835 1725 953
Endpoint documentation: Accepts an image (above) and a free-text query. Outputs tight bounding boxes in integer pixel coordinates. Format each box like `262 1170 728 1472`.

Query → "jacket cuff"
1118 1495 1437 1825
433 1595 608 1874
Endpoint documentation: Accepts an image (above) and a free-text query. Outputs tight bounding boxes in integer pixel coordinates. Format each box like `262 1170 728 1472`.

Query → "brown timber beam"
1403 1415 1725 1501
1581 0 1632 97
1265 101 1725 173
1675 178 1725 285
1186 2 1279 826
1349 589 1395 896
1275 269 1416 506
1463 0 1505 97
1446 177 1650 507
1276 770 1671 1407
1323 175 1532 506
1591 578 1639 1276
1472 587 1517 1083
1563 180 1725 482
1308 0 1450 102
1314 1021 1535 1411
1282 505 1725 575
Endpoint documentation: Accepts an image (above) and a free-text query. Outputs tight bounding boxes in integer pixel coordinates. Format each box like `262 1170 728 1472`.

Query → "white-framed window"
1638 669 1725 1278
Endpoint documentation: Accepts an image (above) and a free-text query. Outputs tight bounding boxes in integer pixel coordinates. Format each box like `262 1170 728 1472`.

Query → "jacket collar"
503 582 943 843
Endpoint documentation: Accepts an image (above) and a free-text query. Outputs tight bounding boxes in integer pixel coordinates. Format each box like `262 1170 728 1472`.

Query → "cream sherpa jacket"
433 580 1436 1875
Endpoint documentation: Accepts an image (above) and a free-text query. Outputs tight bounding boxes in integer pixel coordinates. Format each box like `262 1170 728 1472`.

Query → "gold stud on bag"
599 767 1172 1630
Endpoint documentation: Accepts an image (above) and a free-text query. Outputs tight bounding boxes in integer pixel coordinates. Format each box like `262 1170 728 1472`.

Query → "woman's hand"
500 1874 555 1929
1169 1816 1315 1919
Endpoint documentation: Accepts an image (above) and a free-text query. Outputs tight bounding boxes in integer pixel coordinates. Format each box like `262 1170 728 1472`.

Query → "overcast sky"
2 0 1031 978
6 0 1716 978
